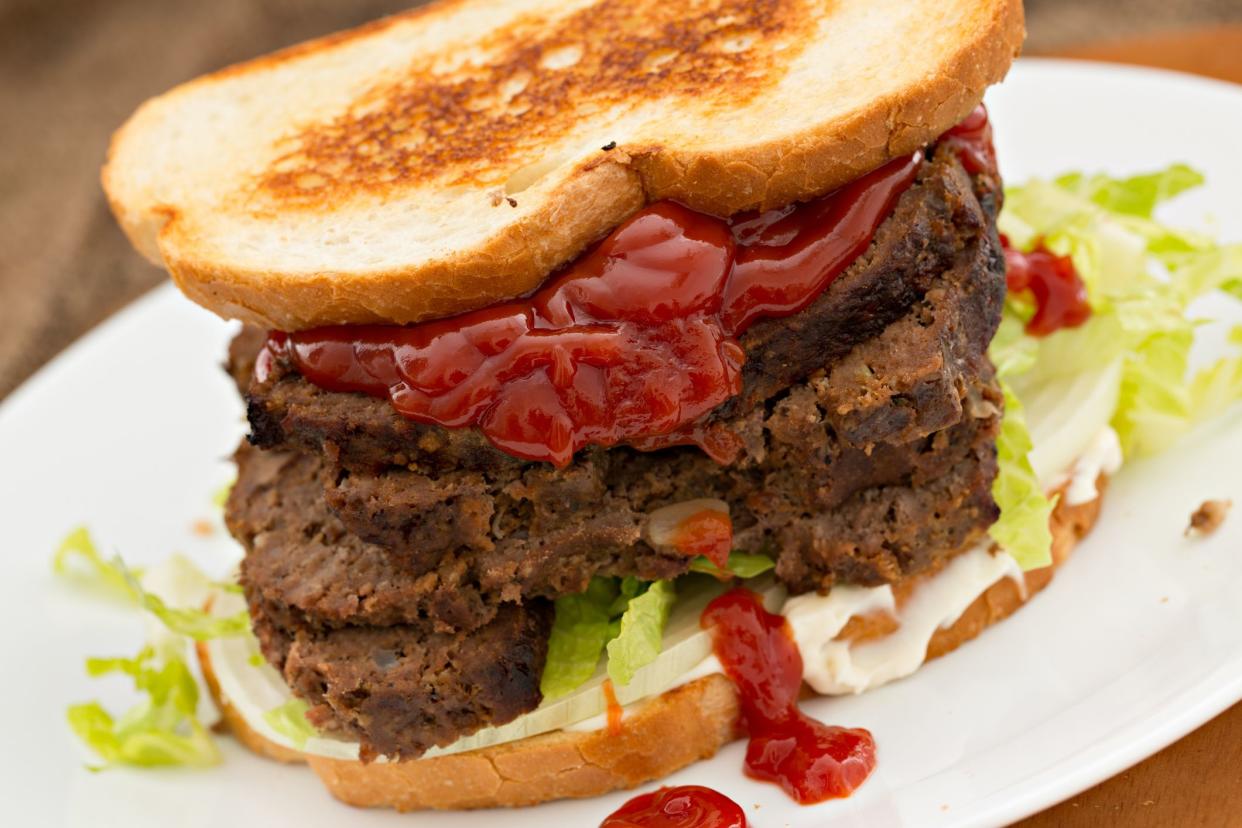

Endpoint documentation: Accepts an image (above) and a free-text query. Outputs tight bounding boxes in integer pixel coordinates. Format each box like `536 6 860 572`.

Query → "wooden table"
0 8 1238 827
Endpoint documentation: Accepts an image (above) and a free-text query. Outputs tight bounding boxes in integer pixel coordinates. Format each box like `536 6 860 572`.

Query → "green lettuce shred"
539 578 618 699
605 579 676 686
211 479 234 508
55 528 251 769
540 574 681 698
133 586 250 641
988 163 1242 569
52 527 248 640
263 699 317 749
53 526 142 601
989 382 1057 570
688 551 776 579
997 164 1242 459
67 645 219 769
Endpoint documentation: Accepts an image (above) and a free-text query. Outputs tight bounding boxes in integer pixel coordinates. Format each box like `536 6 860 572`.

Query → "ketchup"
941 104 997 178
260 107 1003 466
602 678 624 736
259 153 923 467
702 588 876 804
601 786 748 828
1001 235 1091 336
669 510 733 570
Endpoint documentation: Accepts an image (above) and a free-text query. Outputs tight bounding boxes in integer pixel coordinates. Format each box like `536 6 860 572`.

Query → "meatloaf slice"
231 442 686 633
241 142 1002 474
249 595 552 762
230 237 1002 614
234 373 997 638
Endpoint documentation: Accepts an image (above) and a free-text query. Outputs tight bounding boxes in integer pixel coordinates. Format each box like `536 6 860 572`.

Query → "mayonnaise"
786 544 1024 695
1063 426 1123 505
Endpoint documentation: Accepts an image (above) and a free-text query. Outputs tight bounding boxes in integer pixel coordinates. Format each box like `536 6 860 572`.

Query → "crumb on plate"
1185 499 1231 537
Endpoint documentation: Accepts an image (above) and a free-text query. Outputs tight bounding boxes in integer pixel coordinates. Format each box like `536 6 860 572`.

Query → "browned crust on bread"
926 477 1103 661
196 640 305 764
630 0 1025 214
200 474 1100 812
103 0 1024 330
306 675 739 811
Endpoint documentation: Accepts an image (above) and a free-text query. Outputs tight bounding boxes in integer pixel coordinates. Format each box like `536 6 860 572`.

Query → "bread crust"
103 0 1024 330
199 475 1103 812
196 639 304 764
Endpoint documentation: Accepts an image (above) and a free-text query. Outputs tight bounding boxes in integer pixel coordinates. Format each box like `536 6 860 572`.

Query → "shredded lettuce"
988 164 1242 568
54 528 251 768
1055 164 1205 218
52 528 248 641
990 313 1039 380
53 526 141 601
132 584 250 641
540 574 681 698
688 551 776 579
989 382 1057 570
605 579 676 686
263 699 316 749
997 164 1242 459
67 645 220 769
540 578 618 699
212 479 234 508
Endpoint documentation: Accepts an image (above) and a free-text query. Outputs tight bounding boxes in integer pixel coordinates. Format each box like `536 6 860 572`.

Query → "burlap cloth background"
2 0 1240 397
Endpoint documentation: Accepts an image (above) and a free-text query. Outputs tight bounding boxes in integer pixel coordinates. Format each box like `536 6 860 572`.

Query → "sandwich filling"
227 110 1010 761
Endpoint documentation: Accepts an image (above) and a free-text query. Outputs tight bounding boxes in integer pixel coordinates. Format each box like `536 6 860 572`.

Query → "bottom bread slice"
199 479 1104 812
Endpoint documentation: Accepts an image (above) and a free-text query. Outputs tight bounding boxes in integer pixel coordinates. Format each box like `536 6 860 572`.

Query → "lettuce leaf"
52 527 248 641
53 526 141 602
212 479 234 508
263 699 317 749
1055 164 1204 217
989 382 1057 570
54 528 250 768
688 551 775 579
67 645 219 769
133 586 250 641
606 579 676 686
997 165 1242 459
540 578 618 699
540 575 680 698
990 312 1039 380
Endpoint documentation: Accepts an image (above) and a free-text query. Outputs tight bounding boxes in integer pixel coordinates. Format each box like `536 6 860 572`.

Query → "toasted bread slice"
199 477 1101 812
104 0 1023 330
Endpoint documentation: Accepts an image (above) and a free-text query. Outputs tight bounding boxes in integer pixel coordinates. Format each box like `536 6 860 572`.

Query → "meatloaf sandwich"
102 0 1113 814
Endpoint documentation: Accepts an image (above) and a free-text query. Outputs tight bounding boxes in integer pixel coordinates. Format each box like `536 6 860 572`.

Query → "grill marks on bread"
260 0 812 202
104 0 1024 329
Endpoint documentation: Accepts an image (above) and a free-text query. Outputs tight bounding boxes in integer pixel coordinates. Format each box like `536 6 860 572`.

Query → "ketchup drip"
601 786 748 828
670 510 733 570
702 588 876 804
1001 234 1091 336
260 152 923 467
941 104 998 178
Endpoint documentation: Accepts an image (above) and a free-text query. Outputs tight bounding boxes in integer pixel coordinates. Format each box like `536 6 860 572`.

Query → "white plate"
3 59 1241 827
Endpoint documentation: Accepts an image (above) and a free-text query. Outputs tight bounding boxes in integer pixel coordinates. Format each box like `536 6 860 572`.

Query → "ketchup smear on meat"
703 587 876 804
259 107 998 467
670 509 733 570
601 786 748 828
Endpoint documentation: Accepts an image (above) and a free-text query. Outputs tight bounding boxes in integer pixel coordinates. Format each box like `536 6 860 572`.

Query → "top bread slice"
104 0 1024 330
